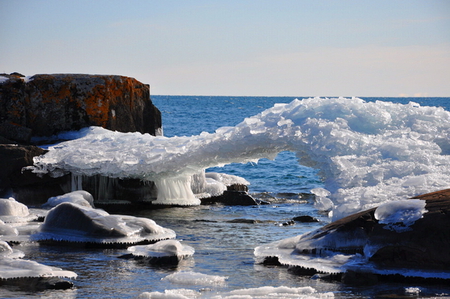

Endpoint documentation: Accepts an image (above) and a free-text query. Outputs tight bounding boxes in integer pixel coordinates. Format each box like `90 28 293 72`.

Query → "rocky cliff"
0 73 161 143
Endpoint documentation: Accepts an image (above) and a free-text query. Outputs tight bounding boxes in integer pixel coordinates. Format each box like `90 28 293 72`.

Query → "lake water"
3 96 450 298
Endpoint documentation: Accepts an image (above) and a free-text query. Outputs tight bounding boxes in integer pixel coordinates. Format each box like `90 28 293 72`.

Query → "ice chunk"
0 219 19 236
127 240 194 259
0 240 75 280
137 286 334 299
374 199 427 232
31 202 175 245
44 190 95 208
0 257 77 280
0 197 37 223
137 289 201 299
162 271 228 286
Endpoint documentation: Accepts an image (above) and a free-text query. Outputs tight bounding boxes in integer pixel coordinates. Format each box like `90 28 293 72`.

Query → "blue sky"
1 1 449 96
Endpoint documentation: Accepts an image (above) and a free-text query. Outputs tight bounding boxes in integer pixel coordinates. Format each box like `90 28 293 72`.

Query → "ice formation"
0 197 37 223
127 239 194 259
0 221 18 238
374 199 427 232
31 202 175 245
161 271 228 286
32 97 450 218
43 190 95 208
137 286 334 299
0 197 38 223
0 241 76 280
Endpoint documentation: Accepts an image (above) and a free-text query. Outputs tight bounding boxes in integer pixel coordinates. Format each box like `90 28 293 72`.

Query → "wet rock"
367 189 450 270
0 277 74 291
341 270 378 285
293 215 319 223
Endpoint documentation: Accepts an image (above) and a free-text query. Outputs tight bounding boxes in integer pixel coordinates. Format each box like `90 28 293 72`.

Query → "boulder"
0 73 162 204
306 190 450 270
0 73 161 141
0 144 70 205
257 188 450 283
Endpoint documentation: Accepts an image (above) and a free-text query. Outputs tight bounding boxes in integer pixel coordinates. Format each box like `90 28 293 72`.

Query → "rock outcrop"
0 73 161 142
259 188 450 283
0 73 162 204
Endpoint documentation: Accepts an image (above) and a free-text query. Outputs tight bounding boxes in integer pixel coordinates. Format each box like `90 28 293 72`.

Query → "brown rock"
0 73 161 140
295 189 450 271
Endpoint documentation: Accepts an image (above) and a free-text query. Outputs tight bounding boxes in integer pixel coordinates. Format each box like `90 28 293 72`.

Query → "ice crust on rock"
31 202 175 244
33 97 450 216
43 190 95 208
0 240 76 280
0 197 38 223
374 199 427 232
127 240 194 258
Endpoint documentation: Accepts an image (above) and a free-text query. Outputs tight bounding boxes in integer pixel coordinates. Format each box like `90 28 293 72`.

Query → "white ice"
32 97 450 217
161 271 228 286
137 286 334 299
31 202 176 244
43 190 95 208
0 240 76 280
0 197 38 223
374 199 427 232
127 239 194 258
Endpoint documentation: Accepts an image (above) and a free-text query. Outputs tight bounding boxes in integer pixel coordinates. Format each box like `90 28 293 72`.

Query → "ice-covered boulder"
255 189 450 282
122 240 195 265
31 202 175 247
0 240 76 290
0 197 37 223
43 190 95 208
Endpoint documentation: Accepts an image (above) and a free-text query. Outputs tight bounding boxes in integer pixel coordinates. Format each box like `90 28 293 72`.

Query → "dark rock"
200 184 257 206
280 220 295 226
0 121 32 144
295 188 450 272
220 190 258 205
0 144 70 205
341 270 378 285
118 254 184 266
0 277 74 291
368 189 450 270
0 73 161 139
293 215 319 223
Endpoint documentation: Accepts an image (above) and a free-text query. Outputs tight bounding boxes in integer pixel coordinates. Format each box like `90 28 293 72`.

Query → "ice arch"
33 97 450 220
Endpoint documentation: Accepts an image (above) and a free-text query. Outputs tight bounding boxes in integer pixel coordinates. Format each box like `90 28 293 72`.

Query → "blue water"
3 96 450 298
